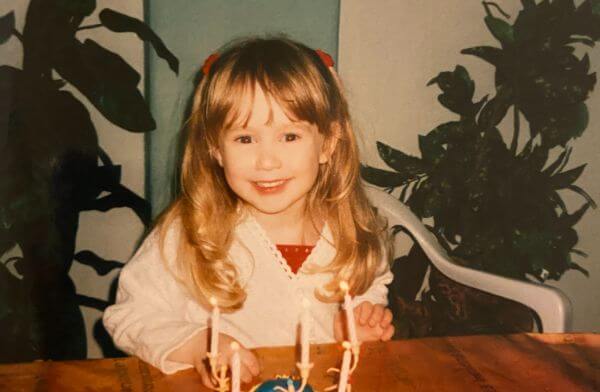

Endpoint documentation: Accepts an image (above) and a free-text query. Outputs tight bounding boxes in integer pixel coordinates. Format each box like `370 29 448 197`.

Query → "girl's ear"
211 147 224 167
319 122 341 164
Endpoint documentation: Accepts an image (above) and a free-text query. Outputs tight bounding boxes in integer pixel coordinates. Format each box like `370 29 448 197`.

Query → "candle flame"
230 341 240 351
209 297 218 307
342 341 351 350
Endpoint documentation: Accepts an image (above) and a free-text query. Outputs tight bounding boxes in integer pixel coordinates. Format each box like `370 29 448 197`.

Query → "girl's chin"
243 198 306 218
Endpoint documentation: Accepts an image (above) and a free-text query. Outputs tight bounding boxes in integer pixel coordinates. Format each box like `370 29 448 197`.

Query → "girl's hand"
333 301 394 342
195 334 260 388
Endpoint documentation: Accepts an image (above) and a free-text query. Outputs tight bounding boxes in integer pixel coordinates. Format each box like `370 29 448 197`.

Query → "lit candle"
337 341 352 392
209 297 220 357
301 298 311 366
230 342 240 392
339 281 357 345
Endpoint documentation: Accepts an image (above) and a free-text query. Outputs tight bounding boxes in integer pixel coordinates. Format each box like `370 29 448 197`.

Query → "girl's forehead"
227 83 302 130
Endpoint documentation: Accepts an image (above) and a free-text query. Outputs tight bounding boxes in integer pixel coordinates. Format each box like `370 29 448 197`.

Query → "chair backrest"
364 185 572 333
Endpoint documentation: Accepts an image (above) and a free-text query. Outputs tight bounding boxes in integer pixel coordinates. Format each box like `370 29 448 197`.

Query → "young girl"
103 37 394 388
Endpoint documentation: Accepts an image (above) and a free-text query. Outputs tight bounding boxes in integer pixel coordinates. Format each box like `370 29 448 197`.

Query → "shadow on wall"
0 0 178 362
362 0 599 338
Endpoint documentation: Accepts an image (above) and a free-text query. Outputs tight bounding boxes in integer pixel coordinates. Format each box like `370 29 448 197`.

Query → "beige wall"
1 0 145 358
339 0 599 332
72 0 145 358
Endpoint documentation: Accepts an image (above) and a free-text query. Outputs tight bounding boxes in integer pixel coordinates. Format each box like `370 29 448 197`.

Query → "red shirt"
276 244 315 274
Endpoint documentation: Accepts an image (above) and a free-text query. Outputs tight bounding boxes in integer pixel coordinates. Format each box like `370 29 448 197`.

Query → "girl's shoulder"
126 217 184 268
116 217 191 298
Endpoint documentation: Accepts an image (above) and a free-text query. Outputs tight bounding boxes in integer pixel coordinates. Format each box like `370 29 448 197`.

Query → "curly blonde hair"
157 37 387 311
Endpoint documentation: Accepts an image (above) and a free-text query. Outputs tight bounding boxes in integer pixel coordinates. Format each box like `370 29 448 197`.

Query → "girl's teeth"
256 180 285 188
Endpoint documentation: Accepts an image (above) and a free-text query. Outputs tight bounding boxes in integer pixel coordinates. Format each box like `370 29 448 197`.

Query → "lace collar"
240 213 334 280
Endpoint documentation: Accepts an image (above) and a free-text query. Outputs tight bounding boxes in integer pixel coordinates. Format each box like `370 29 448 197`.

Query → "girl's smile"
252 178 290 194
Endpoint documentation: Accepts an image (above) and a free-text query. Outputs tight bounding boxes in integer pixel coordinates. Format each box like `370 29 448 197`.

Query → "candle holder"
324 341 360 392
349 342 361 374
291 361 314 392
206 351 230 392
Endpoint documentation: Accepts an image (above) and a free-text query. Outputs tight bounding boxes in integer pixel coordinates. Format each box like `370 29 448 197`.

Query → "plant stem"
12 28 23 42
482 2 511 19
510 105 520 155
77 23 102 31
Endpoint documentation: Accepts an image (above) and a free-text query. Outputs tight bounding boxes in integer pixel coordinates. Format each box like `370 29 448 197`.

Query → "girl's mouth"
253 179 289 194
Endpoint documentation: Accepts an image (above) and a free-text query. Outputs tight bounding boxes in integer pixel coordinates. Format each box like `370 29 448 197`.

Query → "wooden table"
0 333 598 391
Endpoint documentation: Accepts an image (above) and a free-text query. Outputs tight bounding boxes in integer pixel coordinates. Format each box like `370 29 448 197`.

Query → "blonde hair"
157 36 387 311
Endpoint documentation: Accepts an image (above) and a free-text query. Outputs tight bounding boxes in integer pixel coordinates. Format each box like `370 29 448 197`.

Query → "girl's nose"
255 145 282 171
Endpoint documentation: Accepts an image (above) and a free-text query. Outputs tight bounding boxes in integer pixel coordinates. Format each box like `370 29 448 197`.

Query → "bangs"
202 39 337 138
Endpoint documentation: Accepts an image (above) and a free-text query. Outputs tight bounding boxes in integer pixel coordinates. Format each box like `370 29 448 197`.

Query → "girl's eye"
235 135 252 144
284 133 300 142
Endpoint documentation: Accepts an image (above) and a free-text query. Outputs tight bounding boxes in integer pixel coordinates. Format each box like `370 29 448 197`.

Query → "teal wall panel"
146 0 340 215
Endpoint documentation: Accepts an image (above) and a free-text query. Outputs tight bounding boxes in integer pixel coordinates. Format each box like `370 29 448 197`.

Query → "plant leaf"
73 250 123 276
80 184 151 226
53 38 155 132
360 165 409 188
0 12 15 45
569 261 589 277
572 0 600 40
567 184 597 208
99 8 179 74
550 164 586 189
376 141 427 176
399 182 411 203
549 191 568 215
525 103 591 148
0 66 20 151
524 144 549 172
521 0 536 10
485 16 515 46
418 135 445 167
570 248 588 257
56 0 96 17
80 39 141 86
461 46 504 68
390 244 430 301
92 164 122 192
75 294 109 311
477 85 513 129
542 148 570 176
407 179 431 218
560 201 591 227
428 66 479 116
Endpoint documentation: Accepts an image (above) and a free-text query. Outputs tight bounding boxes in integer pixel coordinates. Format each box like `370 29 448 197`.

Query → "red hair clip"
315 49 334 68
202 53 219 75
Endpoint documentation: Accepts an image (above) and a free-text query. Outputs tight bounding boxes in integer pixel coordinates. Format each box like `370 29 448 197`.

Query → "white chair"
365 185 572 333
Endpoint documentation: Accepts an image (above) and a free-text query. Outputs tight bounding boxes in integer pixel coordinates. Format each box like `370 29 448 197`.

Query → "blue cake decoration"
251 376 314 392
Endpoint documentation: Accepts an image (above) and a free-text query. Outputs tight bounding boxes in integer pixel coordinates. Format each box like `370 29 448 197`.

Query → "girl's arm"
103 225 208 374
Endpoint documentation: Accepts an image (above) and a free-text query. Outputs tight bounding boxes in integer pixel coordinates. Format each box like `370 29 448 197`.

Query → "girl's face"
214 84 329 222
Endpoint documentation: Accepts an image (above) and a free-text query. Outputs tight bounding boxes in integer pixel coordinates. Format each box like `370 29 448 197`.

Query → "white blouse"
103 213 392 374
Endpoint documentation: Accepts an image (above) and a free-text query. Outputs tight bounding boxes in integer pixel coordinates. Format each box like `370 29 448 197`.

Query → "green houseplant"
362 0 598 337
0 0 177 361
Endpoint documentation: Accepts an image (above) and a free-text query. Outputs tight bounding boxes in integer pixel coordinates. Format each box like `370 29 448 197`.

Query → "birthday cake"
250 376 314 392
